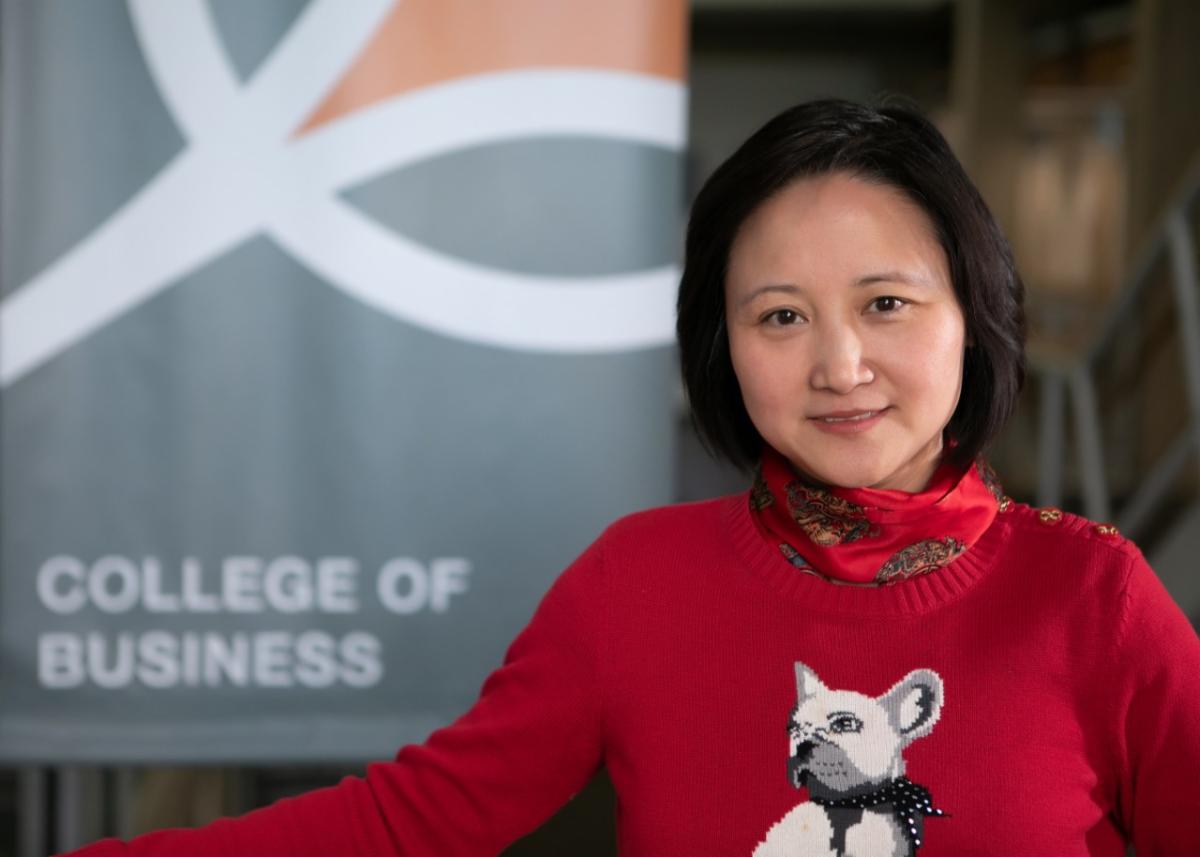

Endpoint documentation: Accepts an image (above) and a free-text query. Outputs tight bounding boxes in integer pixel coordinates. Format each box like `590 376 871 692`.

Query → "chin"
788 446 887 488
799 460 889 490
794 431 925 490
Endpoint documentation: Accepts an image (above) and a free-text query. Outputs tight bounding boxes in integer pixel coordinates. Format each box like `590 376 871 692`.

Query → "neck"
807 776 901 802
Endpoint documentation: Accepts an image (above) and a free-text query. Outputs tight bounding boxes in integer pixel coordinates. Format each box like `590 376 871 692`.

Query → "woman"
67 100 1200 856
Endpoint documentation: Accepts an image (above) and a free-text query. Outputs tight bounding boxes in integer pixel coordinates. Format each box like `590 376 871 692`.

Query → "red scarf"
750 445 1006 586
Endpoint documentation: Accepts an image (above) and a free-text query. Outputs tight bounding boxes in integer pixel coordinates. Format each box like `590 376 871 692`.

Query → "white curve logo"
0 0 686 388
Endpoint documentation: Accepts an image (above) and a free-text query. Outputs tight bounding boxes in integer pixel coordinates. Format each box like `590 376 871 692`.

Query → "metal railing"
1030 153 1200 541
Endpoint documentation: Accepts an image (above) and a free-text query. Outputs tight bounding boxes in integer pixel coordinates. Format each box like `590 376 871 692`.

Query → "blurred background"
1 0 1198 853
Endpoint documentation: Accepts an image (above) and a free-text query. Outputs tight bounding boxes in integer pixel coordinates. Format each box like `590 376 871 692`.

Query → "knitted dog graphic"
753 662 946 857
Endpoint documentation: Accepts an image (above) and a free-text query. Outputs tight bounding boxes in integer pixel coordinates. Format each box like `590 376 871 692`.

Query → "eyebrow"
736 284 799 308
854 271 933 288
736 271 933 308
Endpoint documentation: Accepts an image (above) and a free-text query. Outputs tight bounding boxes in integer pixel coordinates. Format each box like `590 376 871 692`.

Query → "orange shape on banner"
297 0 687 136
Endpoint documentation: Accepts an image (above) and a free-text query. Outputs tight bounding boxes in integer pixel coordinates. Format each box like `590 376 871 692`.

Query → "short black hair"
676 98 1026 473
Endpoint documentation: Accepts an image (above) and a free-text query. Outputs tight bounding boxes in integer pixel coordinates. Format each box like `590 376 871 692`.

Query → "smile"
810 408 889 434
818 411 881 423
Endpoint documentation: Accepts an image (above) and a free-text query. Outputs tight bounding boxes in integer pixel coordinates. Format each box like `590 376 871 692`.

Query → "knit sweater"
64 493 1200 856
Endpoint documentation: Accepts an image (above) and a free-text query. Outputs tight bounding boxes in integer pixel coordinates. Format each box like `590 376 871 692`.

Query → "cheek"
729 337 767 397
731 342 803 421
902 314 966 401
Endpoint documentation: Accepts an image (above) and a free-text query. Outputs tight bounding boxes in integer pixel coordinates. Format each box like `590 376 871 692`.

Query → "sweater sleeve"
59 534 609 857
1111 547 1200 854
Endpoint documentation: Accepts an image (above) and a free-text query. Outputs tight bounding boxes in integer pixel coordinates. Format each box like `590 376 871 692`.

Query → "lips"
816 408 883 420
811 408 888 423
808 407 890 434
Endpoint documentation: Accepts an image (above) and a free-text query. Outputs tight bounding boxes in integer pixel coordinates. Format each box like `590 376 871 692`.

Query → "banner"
0 0 687 763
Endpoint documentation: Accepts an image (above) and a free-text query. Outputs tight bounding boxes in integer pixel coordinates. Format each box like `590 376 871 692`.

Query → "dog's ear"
879 668 944 746
793 661 827 701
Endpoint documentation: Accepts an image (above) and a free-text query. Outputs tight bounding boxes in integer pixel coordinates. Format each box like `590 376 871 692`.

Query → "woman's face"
724 172 966 492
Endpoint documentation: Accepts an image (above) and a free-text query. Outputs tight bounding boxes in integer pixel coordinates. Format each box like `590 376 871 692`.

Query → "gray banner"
0 0 686 763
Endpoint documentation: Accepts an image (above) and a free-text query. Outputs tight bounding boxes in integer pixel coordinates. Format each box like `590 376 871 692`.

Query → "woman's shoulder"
999 498 1141 557
995 498 1146 591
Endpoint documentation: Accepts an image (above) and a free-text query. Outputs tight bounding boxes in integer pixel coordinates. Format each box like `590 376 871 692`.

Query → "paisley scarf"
750 445 1006 586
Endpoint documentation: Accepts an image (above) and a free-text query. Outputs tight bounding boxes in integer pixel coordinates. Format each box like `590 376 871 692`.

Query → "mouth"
809 407 890 434
787 748 816 787
787 754 812 789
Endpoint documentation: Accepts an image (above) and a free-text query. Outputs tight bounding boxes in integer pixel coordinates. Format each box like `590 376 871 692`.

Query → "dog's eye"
828 714 863 734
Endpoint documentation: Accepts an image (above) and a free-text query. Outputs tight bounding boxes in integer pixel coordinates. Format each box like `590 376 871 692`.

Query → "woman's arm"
1111 547 1200 854
60 535 610 857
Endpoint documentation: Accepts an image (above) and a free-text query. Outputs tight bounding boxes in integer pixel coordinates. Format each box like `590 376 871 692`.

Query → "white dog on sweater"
753 662 945 857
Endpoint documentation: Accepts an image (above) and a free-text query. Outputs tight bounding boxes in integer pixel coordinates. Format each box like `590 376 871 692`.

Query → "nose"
809 322 874 394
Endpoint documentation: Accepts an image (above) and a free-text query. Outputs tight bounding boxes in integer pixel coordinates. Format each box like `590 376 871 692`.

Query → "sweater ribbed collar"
749 445 1006 587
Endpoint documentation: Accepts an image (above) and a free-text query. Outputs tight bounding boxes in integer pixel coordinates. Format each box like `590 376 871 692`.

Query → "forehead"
794 689 875 719
726 172 950 294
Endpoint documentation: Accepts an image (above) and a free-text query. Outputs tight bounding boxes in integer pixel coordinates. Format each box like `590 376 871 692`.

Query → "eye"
762 308 804 326
828 714 863 734
867 296 907 314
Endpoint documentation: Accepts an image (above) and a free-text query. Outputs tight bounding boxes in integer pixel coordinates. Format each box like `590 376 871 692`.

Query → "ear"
879 668 944 746
794 662 827 701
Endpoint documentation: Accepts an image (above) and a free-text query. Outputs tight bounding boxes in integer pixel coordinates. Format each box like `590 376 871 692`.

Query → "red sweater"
64 494 1200 856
